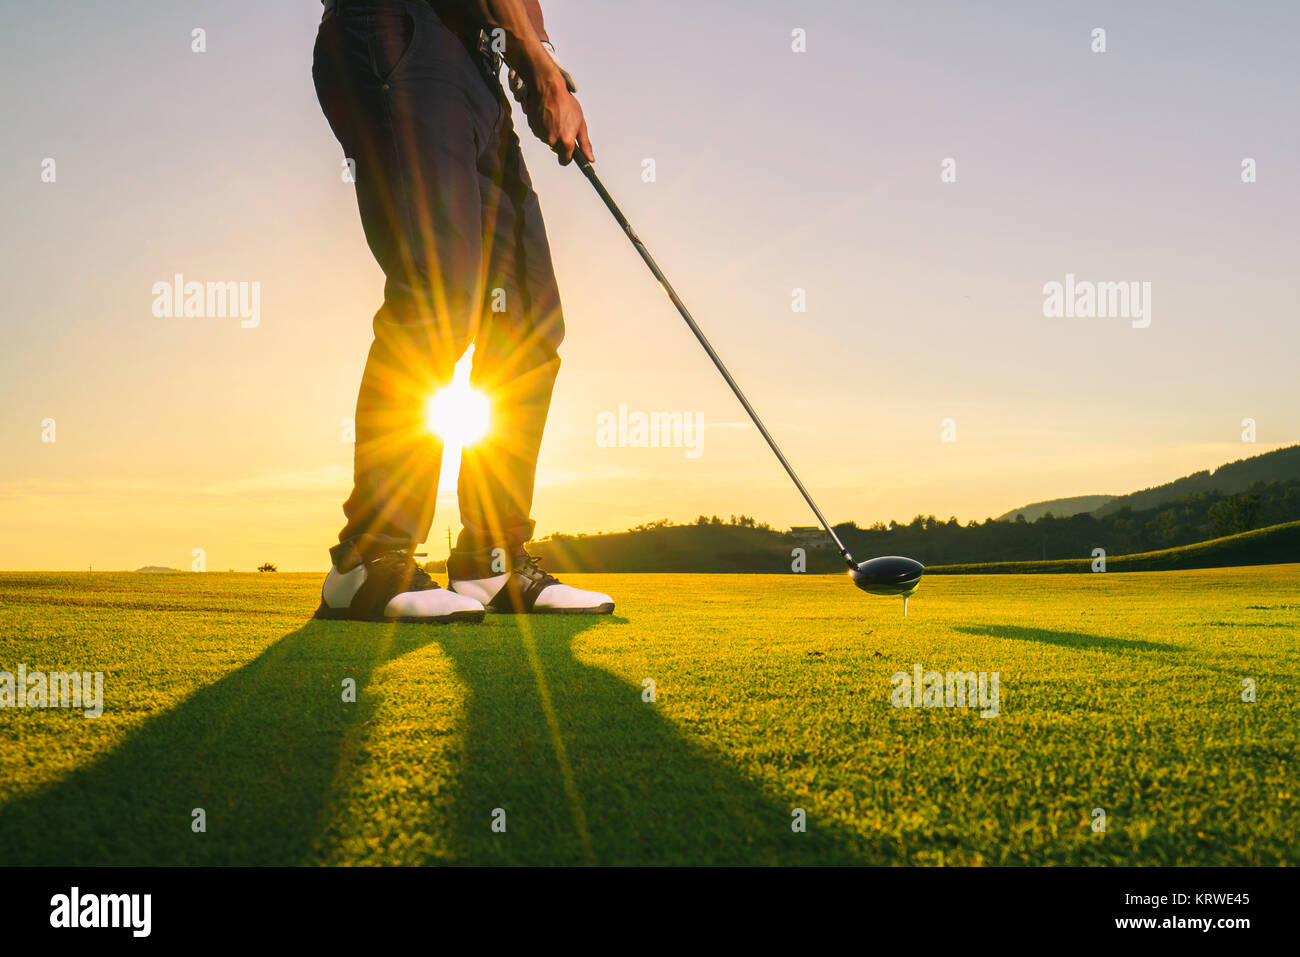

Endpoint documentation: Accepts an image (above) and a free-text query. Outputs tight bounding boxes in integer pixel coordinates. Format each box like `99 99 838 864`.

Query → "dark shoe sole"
313 602 486 624
485 602 615 615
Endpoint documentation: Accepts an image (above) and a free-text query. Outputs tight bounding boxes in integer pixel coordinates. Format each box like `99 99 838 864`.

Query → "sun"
426 351 490 447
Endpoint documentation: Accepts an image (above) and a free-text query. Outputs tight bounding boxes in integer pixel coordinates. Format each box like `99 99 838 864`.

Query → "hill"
993 445 1300 523
926 520 1300 574
526 445 1300 572
997 494 1116 522
1093 444 1300 516
533 472 1300 572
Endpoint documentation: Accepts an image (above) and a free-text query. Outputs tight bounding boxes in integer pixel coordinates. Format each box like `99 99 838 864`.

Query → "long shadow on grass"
432 616 864 865
955 624 1180 654
0 621 442 865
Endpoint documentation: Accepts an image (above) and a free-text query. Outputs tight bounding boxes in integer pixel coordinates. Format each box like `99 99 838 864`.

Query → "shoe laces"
513 550 560 590
370 548 436 591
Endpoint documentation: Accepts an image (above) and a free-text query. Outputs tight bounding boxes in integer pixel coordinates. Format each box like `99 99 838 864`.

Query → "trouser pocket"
366 3 421 84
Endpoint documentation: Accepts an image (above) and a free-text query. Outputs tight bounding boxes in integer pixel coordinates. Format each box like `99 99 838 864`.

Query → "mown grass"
0 566 1296 865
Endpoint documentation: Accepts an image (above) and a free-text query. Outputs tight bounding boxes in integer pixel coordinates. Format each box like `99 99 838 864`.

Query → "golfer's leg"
456 126 564 554
447 140 613 614
314 2 489 561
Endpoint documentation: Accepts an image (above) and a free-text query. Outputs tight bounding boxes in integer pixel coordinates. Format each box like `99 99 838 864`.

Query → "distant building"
788 526 831 549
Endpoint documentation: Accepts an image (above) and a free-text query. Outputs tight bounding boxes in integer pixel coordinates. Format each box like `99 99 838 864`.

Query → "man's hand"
475 0 593 165
509 42 576 101
520 69 592 165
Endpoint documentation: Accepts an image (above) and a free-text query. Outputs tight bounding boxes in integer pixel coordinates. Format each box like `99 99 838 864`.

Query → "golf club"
575 154 924 612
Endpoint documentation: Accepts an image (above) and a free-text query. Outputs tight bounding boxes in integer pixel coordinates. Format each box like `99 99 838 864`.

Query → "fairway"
0 567 1295 866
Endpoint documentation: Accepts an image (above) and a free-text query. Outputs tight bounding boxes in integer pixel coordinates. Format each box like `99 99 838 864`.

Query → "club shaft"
576 156 854 567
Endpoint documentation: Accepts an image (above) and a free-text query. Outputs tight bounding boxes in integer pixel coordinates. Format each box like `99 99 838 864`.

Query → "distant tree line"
531 479 1300 572
835 479 1300 566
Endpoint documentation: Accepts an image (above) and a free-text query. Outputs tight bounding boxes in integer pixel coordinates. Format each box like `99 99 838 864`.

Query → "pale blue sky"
1 1 1297 568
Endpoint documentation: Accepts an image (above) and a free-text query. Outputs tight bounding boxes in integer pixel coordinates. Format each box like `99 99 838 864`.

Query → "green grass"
929 520 1300 574
0 566 1296 865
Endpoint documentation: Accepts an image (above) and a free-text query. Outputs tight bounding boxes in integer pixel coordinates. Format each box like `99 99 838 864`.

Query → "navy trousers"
313 0 564 560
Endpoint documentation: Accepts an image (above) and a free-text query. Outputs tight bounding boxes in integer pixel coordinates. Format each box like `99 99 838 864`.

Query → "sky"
1 0 1297 570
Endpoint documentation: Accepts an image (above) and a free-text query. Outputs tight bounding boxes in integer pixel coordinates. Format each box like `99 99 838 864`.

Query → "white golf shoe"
448 548 614 614
314 546 485 624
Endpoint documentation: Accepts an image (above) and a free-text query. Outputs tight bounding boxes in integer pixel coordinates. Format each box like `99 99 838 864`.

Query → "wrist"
512 35 553 75
528 58 567 97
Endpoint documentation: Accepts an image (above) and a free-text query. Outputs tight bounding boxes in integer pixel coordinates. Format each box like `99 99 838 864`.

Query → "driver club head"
850 555 924 598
